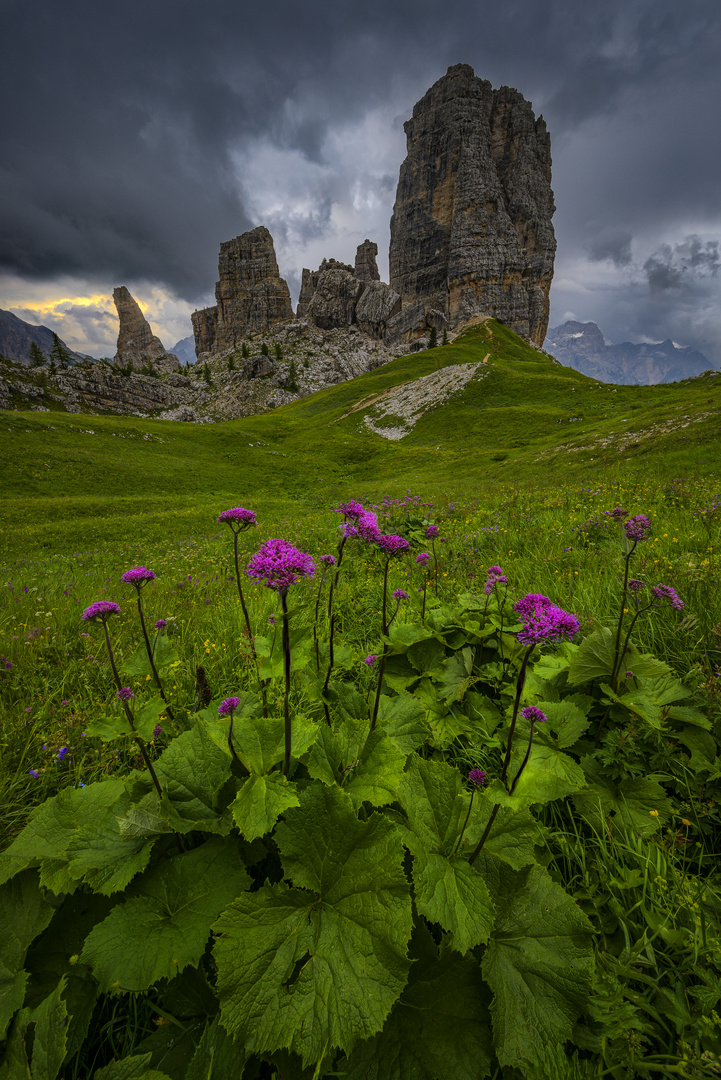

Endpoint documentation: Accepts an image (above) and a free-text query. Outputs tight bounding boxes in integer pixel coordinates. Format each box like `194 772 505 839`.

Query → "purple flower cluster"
468 768 486 788
363 654 377 667
415 552 431 567
116 687 134 701
153 725 163 737
623 514 652 542
154 619 167 629
484 564 508 595
121 566 156 586
520 706 548 724
377 534 411 556
57 747 68 761
81 601 120 623
218 696 240 716
604 507 628 522
628 579 646 593
392 589 409 601
320 554 337 566
337 501 364 520
651 584 684 611
513 593 580 646
217 506 257 529
424 525 439 539
247 539 315 594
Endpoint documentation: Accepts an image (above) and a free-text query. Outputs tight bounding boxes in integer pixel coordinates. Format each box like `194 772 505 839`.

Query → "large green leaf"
463 800 541 870
94 1054 172 1080
397 756 466 856
536 699 590 749
224 713 318 774
28 977 68 1080
412 851 494 954
376 694 430 753
85 697 167 743
214 783 412 1065
482 863 594 1069
81 837 249 992
231 773 300 840
573 763 671 835
343 926 493 1080
308 715 406 809
508 741 586 807
566 627 615 686
154 722 233 834
406 635 447 675
436 648 475 704
0 870 53 1039
0 780 150 896
185 1016 247 1080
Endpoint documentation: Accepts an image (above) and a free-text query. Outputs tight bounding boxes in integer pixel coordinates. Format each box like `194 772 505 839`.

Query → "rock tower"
389 63 556 345
113 287 179 373
192 226 293 358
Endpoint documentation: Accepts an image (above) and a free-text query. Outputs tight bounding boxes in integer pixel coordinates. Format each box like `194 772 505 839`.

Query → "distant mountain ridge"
544 320 714 384
0 308 90 366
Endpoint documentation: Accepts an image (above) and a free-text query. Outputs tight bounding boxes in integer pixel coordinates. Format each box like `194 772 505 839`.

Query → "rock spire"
388 63 556 345
113 287 179 373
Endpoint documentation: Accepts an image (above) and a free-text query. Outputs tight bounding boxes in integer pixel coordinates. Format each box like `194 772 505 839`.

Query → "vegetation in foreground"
1 473 720 1079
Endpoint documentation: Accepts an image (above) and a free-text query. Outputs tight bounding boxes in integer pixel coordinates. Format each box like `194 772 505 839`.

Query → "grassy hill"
1 319 719 557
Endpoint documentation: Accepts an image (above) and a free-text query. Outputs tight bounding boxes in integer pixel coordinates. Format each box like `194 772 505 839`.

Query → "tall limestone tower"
389 63 556 346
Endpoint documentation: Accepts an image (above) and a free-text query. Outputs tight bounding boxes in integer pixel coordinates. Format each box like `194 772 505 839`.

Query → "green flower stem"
281 591 292 776
509 719 537 795
313 566 329 672
226 708 248 774
500 644 535 785
101 620 163 801
369 649 387 732
610 537 637 687
322 535 347 721
381 558 390 635
453 789 476 854
370 558 393 732
232 528 268 717
612 600 654 690
468 803 500 866
421 575 427 620
135 590 174 720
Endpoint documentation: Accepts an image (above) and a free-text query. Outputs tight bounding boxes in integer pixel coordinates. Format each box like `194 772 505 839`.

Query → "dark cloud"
643 237 719 292
1 0 720 359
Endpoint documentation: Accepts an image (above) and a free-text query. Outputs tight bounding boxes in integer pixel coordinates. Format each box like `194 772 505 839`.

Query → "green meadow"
1 321 720 1079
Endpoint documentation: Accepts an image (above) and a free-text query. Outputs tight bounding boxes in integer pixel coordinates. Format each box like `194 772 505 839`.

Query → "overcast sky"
2 0 720 363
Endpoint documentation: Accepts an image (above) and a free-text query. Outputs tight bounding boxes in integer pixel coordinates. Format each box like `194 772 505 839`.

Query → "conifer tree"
50 332 72 369
28 342 45 367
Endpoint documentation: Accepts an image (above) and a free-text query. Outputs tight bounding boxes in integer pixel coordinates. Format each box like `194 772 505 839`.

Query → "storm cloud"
1 0 720 360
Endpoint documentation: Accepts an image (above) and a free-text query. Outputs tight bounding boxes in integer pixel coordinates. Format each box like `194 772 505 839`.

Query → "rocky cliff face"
297 243 400 340
545 321 714 385
193 226 293 358
389 63 555 345
113 287 179 374
354 240 380 283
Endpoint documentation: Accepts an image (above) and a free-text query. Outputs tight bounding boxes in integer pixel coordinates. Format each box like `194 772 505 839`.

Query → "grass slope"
1 320 719 557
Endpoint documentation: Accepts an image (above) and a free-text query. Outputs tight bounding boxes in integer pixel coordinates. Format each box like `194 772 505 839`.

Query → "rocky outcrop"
296 259 354 320
113 287 179 374
354 240 380 283
193 226 293 358
355 281 401 339
306 269 364 330
545 321 714 385
388 63 555 345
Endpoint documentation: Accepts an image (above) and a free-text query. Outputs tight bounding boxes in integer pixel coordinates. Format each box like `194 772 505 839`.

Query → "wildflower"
415 552 431 567
153 725 163 737
337 500 365 520
28 769 40 778
320 554 337 566
649 809 659 818
364 655 377 667
268 614 277 625
628 579 646 592
625 670 635 679
604 507 628 521
520 706 548 724
61 699 69 706
513 593 579 646
121 566 156 587
247 538 315 594
217 507 257 529
681 818 691 827
392 589 409 600
651 584 684 611
116 687 134 701
346 510 381 543
624 515 652 542
218 696 240 716
376 534 411 556
57 747 68 761
81 601 120 623
425 526 439 539
468 768 486 788
154 619 167 629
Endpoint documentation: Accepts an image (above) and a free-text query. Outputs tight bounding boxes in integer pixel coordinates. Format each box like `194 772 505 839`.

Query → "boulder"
306 269 365 330
355 281 401 339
